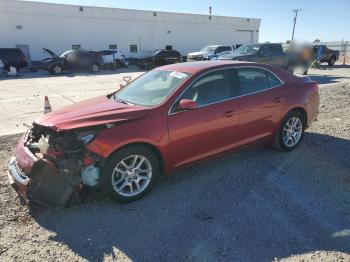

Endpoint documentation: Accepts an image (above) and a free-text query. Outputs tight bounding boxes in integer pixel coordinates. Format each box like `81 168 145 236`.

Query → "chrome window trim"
168 65 285 115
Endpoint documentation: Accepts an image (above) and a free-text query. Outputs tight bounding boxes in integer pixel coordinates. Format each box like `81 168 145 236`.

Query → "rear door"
236 67 286 144
168 68 240 168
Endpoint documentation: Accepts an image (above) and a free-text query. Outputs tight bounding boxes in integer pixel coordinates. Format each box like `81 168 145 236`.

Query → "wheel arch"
105 142 165 174
287 107 307 127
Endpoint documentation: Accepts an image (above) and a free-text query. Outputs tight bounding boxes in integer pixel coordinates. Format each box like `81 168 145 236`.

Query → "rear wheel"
272 111 305 151
100 145 159 203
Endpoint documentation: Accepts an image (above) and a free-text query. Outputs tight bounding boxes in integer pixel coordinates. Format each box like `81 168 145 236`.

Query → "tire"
51 64 63 75
91 63 100 73
100 145 159 203
114 60 122 68
272 111 305 151
328 57 336 66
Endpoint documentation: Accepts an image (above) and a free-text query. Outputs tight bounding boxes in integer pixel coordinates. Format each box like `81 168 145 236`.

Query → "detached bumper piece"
7 129 92 207
8 156 79 207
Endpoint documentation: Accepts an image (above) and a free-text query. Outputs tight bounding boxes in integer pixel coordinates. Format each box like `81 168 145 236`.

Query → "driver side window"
181 70 232 107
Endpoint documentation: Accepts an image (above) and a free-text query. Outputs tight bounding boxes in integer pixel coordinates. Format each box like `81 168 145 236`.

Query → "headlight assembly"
77 131 98 145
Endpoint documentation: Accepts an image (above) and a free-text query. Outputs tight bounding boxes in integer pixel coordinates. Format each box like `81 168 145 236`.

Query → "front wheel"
51 64 63 75
272 111 305 151
100 145 159 203
91 63 100 73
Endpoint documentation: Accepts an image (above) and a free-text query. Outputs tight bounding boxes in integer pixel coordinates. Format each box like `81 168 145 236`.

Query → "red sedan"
8 61 319 206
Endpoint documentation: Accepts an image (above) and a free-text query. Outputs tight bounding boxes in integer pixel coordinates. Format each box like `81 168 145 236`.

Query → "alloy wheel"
111 155 152 197
282 117 303 147
92 64 99 72
53 65 62 74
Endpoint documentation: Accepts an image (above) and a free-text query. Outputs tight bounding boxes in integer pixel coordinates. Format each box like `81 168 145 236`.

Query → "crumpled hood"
34 95 149 131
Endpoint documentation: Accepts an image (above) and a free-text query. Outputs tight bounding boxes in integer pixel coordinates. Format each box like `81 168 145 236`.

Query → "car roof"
156 61 257 74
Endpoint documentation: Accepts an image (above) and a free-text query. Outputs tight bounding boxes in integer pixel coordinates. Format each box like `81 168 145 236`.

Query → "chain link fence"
324 41 349 64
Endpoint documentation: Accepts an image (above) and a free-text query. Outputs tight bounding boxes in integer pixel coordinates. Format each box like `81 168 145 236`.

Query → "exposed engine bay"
20 125 103 207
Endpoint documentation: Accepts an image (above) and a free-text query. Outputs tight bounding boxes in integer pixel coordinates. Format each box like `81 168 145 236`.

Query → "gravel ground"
0 71 350 261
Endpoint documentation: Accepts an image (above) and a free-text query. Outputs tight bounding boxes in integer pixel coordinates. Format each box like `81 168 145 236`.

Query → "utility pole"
291 9 301 41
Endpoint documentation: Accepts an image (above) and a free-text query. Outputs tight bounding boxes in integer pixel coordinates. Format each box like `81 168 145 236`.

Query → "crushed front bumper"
7 131 79 207
7 132 36 202
8 156 31 203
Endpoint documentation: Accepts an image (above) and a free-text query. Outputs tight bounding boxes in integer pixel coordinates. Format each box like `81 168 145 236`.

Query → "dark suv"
41 48 103 75
137 49 182 69
0 48 28 72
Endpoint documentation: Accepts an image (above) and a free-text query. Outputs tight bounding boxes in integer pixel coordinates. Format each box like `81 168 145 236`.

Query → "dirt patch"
0 83 349 261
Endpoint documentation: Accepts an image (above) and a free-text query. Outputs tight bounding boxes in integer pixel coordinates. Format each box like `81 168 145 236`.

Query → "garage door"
236 30 253 44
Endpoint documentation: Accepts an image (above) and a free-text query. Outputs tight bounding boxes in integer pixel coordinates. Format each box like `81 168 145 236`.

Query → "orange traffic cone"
44 96 52 114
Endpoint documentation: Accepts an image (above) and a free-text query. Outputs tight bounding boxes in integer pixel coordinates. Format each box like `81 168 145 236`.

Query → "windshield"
200 46 217 53
115 70 191 106
235 45 260 55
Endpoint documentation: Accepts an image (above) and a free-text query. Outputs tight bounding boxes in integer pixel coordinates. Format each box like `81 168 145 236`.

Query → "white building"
0 0 260 61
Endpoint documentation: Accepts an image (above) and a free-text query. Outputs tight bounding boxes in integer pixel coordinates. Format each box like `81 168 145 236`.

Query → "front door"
168 68 240 168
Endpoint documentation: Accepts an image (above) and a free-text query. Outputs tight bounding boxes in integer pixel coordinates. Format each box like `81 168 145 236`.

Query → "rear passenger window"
237 68 282 95
181 70 232 106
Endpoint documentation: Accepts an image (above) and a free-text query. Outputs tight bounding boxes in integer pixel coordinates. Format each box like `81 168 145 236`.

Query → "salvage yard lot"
0 65 350 261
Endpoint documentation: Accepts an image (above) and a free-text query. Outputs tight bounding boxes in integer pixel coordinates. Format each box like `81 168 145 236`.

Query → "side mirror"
177 99 198 111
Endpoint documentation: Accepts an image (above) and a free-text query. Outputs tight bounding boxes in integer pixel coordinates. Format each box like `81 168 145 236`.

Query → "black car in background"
0 48 28 72
137 49 182 69
153 49 182 66
41 48 103 75
312 45 340 66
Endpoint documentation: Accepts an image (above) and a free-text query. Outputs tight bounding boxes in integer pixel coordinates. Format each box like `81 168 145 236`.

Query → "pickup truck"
219 43 294 71
312 45 340 66
187 45 235 61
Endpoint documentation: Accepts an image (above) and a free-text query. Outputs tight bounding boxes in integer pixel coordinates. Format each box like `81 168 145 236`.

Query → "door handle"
222 110 234 117
273 97 281 103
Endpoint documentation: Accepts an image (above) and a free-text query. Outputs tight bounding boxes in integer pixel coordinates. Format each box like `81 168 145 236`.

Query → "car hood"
187 51 210 56
42 48 58 58
34 95 149 131
219 53 254 60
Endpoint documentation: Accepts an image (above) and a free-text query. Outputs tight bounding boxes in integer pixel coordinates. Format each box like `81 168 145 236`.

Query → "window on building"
72 45 81 50
130 45 138 53
109 44 117 50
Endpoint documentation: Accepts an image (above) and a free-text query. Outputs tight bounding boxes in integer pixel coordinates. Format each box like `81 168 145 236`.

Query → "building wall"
0 0 260 60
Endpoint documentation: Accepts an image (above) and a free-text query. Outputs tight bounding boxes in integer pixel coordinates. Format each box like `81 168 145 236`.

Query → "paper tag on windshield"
170 71 187 79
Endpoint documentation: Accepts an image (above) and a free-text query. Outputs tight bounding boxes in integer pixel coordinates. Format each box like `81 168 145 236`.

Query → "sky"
24 0 350 42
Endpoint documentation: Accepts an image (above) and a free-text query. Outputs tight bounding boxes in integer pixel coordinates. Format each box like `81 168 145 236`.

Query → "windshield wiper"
114 95 135 105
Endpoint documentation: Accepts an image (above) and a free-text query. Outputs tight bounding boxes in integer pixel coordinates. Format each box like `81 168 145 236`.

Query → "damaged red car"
8 61 319 206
